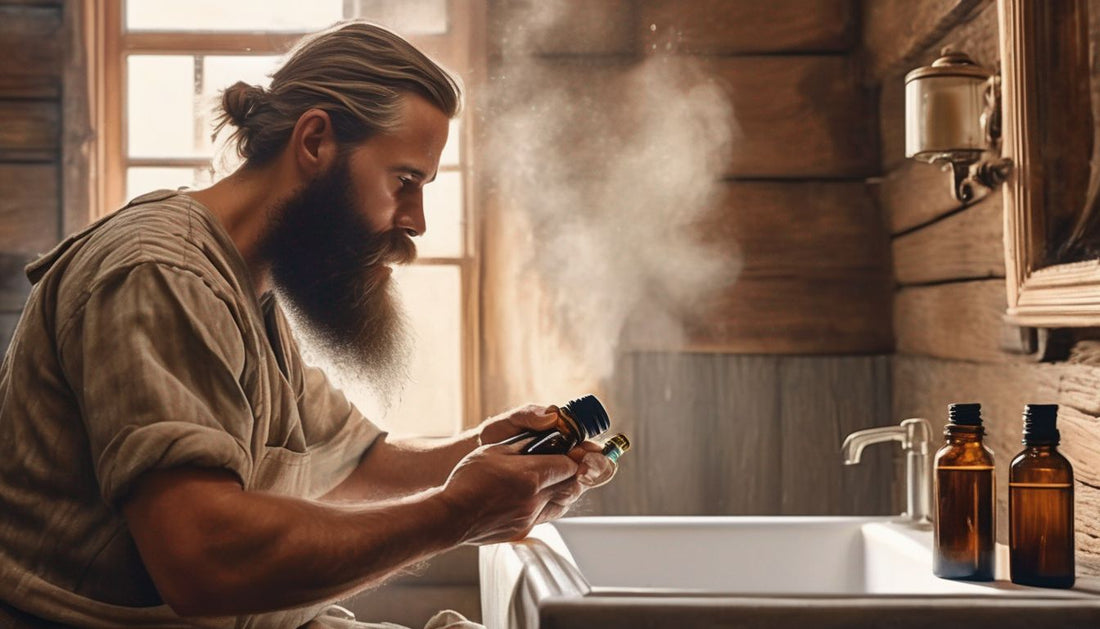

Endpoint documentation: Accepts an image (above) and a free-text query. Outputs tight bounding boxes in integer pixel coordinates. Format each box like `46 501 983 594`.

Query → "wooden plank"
619 352 716 515
0 6 62 87
487 0 635 57
875 160 992 234
0 75 58 100
639 0 855 55
679 273 893 355
702 181 888 276
706 56 876 178
491 56 875 180
873 1 1000 170
61 0 92 236
895 280 1013 363
0 100 59 160
0 164 59 255
707 355 782 515
632 180 892 354
892 194 1005 284
780 356 894 516
861 0 990 81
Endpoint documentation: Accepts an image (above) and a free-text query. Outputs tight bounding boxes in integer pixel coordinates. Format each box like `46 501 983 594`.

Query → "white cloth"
308 605 484 629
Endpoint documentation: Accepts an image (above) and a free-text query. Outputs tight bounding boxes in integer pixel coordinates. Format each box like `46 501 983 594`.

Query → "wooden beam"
639 0 855 55
875 161 974 234
0 164 59 255
894 280 1013 363
707 56 877 178
892 195 1005 285
0 100 59 161
780 355 894 516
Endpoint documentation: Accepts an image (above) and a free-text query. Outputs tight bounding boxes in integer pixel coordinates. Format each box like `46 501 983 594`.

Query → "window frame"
87 0 484 430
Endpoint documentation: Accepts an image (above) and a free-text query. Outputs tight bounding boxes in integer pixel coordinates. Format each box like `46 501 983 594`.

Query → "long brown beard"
260 155 416 402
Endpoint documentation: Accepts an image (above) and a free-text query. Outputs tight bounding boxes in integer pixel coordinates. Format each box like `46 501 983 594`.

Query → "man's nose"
397 198 426 238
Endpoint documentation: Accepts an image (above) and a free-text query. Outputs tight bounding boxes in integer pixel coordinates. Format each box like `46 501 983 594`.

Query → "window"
91 0 481 434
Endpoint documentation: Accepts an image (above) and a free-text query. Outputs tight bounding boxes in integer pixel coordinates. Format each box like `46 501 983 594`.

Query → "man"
0 21 615 628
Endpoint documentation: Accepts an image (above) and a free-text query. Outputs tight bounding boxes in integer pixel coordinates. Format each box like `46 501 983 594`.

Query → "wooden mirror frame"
1000 0 1100 326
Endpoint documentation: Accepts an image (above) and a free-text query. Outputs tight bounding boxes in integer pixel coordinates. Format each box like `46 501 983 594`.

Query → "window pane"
126 166 212 200
339 265 463 436
201 56 281 169
440 118 461 167
348 0 448 35
128 56 197 158
127 0 343 31
419 171 464 258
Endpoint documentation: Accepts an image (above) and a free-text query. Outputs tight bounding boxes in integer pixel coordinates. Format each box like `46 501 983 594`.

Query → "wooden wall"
863 0 1100 575
481 0 896 523
0 0 66 348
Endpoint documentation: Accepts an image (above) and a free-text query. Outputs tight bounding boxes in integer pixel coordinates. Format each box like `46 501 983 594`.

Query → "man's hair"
214 21 462 167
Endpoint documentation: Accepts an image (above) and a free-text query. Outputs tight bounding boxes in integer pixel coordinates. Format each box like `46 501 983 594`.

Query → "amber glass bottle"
1009 404 1075 588
933 403 995 580
504 395 611 455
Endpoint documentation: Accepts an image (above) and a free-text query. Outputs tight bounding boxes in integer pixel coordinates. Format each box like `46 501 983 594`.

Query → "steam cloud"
485 11 741 387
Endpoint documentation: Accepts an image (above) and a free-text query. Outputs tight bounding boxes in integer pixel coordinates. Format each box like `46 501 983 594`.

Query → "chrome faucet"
842 418 933 527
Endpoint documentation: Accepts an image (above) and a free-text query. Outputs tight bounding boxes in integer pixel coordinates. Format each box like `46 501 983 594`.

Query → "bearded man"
0 21 615 628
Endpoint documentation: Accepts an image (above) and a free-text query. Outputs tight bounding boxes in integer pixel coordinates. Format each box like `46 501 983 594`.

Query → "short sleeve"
59 263 254 508
298 364 384 498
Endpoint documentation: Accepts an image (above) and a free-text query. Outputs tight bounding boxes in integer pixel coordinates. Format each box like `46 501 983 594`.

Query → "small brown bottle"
1009 404 1075 588
933 403 995 580
504 395 611 454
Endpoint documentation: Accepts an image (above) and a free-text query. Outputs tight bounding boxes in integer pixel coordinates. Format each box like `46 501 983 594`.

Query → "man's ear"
289 109 338 176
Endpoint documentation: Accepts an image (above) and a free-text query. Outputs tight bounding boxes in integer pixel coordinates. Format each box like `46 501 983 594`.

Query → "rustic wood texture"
490 55 877 180
0 5 61 87
895 280 1013 363
61 0 92 236
591 353 894 518
874 0 1000 170
892 196 1005 285
0 100 59 161
779 356 894 516
0 164 59 254
624 181 892 354
639 0 855 55
861 0 991 82
875 161 1004 235
707 56 876 178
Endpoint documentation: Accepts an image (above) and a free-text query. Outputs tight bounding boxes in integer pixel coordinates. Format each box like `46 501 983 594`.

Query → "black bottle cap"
1022 404 1060 444
561 395 611 439
948 403 983 426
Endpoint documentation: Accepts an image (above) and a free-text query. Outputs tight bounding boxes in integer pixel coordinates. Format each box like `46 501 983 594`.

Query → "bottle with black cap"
1009 404 1075 588
504 395 612 455
933 403 995 580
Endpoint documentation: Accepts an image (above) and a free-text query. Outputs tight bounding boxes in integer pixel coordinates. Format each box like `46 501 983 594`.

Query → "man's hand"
439 439 578 544
478 403 618 490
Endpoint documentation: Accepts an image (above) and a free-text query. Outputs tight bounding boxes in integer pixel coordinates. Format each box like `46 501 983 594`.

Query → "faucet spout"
841 418 933 527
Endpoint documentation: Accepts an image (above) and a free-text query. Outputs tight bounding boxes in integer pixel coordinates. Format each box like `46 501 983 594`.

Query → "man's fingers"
576 452 616 487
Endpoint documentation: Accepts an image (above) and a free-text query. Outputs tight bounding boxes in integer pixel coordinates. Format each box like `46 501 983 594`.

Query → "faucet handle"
900 418 932 454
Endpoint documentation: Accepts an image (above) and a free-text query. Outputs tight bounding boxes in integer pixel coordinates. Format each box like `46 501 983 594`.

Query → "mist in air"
483 3 741 396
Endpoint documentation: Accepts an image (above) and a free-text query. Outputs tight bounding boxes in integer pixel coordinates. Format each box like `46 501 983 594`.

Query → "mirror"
1000 0 1100 326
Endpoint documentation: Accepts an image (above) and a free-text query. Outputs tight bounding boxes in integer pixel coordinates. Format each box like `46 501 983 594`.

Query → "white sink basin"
480 516 1100 629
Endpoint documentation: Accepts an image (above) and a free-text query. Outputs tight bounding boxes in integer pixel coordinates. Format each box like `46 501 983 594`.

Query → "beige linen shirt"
0 190 384 627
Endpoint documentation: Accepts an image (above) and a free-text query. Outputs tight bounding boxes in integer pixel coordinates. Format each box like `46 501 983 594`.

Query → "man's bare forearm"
124 469 467 617
322 430 480 502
